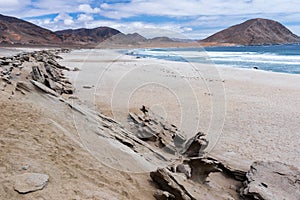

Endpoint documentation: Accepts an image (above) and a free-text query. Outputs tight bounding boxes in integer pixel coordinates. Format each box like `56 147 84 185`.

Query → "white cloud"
78 4 100 13
98 0 300 19
0 0 19 6
54 13 74 26
77 14 93 22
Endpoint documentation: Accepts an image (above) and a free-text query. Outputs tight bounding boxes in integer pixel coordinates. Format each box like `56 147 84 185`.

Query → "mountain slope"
55 27 121 45
202 18 300 45
0 14 62 45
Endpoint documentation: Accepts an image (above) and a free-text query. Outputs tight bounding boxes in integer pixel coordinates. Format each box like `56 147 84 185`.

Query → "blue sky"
0 0 300 39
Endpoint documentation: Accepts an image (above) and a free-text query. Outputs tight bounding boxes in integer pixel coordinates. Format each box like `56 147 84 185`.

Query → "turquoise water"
128 44 300 74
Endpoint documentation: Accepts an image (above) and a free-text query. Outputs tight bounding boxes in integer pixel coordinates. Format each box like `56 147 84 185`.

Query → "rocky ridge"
0 49 74 96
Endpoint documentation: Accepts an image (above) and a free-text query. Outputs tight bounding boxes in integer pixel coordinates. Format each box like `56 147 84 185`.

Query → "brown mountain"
0 14 62 45
202 18 300 45
55 27 121 46
101 32 147 45
0 13 180 47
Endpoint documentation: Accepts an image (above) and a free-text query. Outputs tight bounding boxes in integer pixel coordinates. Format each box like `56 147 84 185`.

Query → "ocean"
127 44 300 74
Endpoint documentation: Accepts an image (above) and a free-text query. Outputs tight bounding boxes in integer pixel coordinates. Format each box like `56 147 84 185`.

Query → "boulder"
13 173 49 194
182 132 208 157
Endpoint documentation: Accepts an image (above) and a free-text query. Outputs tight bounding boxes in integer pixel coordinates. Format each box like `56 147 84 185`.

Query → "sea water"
127 44 300 74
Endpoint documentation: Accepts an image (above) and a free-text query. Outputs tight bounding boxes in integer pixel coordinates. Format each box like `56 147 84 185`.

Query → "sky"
0 0 300 39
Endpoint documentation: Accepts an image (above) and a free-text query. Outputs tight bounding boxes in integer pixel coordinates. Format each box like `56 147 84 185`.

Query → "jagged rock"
217 159 247 181
129 106 187 154
31 66 45 83
44 64 61 81
62 86 74 94
150 168 194 200
187 157 221 183
22 55 30 61
48 59 69 70
31 80 59 97
182 132 208 157
13 173 49 194
241 161 300 200
47 59 59 67
1 60 11 65
34 54 44 62
44 78 57 90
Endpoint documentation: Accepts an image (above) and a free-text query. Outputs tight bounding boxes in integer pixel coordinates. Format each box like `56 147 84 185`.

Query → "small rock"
73 67 80 71
2 75 12 84
83 85 94 89
12 61 21 67
23 55 30 61
14 173 49 194
154 190 176 200
69 96 79 100
176 163 191 178
22 165 30 170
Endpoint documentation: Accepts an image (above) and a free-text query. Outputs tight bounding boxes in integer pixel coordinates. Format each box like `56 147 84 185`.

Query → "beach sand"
1 47 299 199
60 49 300 170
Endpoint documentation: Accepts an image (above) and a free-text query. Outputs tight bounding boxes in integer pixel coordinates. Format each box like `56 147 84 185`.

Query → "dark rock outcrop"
202 18 300 45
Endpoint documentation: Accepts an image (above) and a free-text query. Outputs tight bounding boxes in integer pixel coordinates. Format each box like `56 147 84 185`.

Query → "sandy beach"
1 47 299 199
60 49 300 170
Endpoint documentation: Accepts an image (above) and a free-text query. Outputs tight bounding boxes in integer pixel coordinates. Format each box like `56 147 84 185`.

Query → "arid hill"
0 13 176 47
102 32 147 45
0 14 62 45
55 27 121 46
202 18 300 45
